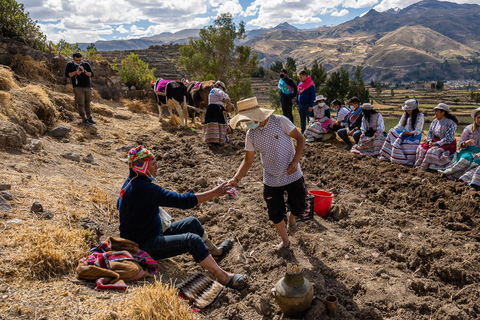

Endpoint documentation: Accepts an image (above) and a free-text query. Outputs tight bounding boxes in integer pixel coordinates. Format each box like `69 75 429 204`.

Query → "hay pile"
121 98 151 114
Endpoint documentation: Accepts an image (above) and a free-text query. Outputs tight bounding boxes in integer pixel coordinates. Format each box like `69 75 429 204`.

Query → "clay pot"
272 263 314 317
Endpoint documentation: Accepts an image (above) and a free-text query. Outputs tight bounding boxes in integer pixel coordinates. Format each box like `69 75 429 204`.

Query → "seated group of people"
309 95 480 187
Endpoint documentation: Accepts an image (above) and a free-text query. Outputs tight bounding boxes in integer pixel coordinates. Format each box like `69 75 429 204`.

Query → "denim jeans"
140 217 209 263
298 104 313 133
337 128 361 145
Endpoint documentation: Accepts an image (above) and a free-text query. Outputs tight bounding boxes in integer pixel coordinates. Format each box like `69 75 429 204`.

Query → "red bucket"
308 190 334 216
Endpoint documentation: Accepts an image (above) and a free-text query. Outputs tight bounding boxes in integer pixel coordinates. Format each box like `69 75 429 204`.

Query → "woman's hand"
360 133 365 139
428 141 435 147
287 160 298 175
466 139 476 146
474 152 480 159
373 132 379 138
308 107 313 112
347 129 353 136
226 177 238 188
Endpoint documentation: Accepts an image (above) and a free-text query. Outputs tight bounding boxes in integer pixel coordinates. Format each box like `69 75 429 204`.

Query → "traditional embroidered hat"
433 103 451 113
402 98 418 111
314 95 326 103
127 145 154 175
215 81 226 91
470 107 480 119
361 103 374 110
229 97 275 128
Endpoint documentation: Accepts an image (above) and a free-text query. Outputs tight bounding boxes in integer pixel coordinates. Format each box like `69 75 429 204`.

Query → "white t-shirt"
245 116 296 151
337 106 350 122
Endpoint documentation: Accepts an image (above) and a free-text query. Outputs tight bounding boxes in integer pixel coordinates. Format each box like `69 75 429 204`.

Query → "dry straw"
103 281 199 320
10 54 55 83
2 224 88 280
122 98 151 114
0 66 19 91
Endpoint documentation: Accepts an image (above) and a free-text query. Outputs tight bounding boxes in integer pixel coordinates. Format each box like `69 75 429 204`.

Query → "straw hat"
471 107 480 119
229 97 275 128
314 95 326 103
402 99 418 111
361 103 374 110
433 103 451 113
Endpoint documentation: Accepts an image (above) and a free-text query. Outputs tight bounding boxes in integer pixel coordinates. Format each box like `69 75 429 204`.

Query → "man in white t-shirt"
328 99 350 132
227 97 306 251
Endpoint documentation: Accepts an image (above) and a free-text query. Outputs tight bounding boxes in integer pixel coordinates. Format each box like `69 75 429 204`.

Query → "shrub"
114 53 156 90
0 0 47 50
268 86 280 109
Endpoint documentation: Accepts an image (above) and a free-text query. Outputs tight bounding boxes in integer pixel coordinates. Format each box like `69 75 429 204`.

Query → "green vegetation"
268 86 280 109
112 53 156 90
310 60 327 94
179 13 257 103
348 66 370 104
324 67 350 103
0 0 47 50
270 61 283 73
50 40 102 61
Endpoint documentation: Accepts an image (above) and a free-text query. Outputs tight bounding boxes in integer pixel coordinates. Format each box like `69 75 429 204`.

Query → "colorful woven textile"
379 128 421 165
297 76 314 94
415 138 457 170
192 81 202 91
155 79 173 95
128 145 154 175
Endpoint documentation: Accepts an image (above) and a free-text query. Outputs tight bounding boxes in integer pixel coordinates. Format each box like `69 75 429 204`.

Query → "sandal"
287 222 298 236
225 274 248 290
273 241 291 252
212 239 234 260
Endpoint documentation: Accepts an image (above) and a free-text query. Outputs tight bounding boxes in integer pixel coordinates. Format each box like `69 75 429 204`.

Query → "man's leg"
264 184 290 247
286 177 307 234
84 87 93 120
298 104 307 134
282 99 294 123
337 128 352 145
353 130 362 144
73 87 86 120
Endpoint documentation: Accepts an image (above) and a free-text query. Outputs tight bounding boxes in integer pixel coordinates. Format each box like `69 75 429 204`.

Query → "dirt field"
1 104 479 319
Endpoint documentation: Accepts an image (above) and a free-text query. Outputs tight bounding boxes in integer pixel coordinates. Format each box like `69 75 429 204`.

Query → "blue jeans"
298 104 313 134
337 128 361 145
140 217 209 263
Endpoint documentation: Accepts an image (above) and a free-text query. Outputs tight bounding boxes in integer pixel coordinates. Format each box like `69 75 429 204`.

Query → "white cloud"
343 0 378 9
331 9 349 16
212 0 243 16
116 26 129 34
374 0 480 12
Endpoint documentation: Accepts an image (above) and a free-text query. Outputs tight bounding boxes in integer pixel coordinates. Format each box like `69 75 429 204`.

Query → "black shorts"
263 177 307 224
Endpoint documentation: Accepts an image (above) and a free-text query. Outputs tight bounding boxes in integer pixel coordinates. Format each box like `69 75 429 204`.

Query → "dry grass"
10 54 55 83
0 65 18 91
92 103 115 117
122 98 150 114
102 281 199 320
89 185 119 222
1 223 89 280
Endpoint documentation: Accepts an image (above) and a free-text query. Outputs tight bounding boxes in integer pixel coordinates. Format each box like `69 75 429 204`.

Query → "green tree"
348 66 370 103
285 57 296 76
325 71 340 103
310 60 327 94
115 53 156 90
339 68 350 100
178 13 257 103
0 0 46 50
375 82 382 95
435 81 444 91
268 86 280 109
270 61 283 73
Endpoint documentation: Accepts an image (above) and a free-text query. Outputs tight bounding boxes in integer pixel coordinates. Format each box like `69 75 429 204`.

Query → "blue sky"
20 0 478 43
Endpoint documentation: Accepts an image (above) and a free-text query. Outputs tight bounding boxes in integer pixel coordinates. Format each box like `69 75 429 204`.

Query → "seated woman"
439 107 480 184
337 97 363 150
415 103 458 170
204 81 234 145
304 95 333 142
351 103 386 156
379 99 424 165
117 146 247 290
328 99 350 132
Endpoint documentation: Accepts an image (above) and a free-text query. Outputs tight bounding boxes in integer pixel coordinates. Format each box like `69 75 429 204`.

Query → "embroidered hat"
314 95 326 103
402 99 418 111
229 97 275 128
127 145 154 175
470 107 480 119
215 81 226 91
433 103 451 113
361 103 374 110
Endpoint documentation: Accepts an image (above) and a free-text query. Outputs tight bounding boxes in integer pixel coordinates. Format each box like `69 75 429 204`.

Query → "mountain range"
90 0 480 82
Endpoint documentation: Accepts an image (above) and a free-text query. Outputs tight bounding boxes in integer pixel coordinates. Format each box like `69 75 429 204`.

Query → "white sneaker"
306 138 314 142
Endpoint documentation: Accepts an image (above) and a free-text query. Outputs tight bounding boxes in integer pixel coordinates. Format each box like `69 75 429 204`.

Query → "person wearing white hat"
303 95 333 142
378 99 425 166
415 103 458 170
439 106 480 185
350 103 386 156
228 97 307 251
204 81 233 145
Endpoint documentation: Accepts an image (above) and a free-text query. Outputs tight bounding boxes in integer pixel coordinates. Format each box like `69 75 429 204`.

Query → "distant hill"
94 0 480 82
247 0 480 82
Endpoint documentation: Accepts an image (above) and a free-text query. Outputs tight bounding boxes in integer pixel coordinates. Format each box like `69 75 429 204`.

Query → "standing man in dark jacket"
65 52 95 125
296 70 316 134
278 68 297 123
